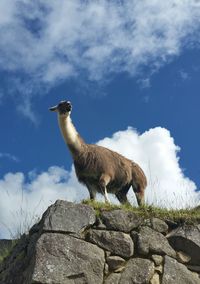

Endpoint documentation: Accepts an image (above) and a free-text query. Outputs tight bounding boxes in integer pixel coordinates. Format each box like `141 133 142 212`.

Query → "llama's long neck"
58 114 85 157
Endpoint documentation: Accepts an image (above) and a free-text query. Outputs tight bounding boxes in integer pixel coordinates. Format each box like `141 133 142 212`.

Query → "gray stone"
131 230 139 244
165 219 178 230
87 229 134 258
151 218 168 234
155 265 163 275
162 255 200 284
100 209 143 232
106 256 126 271
151 255 163 266
105 251 111 258
32 233 105 284
119 258 155 284
104 263 109 275
96 217 107 229
176 251 191 264
104 273 121 284
168 224 200 265
138 226 176 257
40 200 96 235
150 273 160 284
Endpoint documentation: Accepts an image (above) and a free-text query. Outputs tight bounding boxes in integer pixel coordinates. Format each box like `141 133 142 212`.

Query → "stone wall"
0 200 200 284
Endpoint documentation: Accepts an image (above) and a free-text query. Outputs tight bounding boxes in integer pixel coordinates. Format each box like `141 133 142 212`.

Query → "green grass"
82 199 200 223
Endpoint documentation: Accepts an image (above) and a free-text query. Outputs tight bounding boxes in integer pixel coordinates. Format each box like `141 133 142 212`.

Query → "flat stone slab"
119 258 155 284
39 200 96 235
138 226 176 258
100 209 143 232
32 233 105 284
167 224 200 265
87 229 134 258
162 256 200 284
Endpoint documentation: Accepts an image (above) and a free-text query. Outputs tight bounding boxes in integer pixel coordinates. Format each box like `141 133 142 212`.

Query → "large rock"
137 226 176 257
150 218 168 234
35 200 96 236
100 209 142 232
162 256 200 284
119 258 155 284
32 233 105 284
167 224 200 265
87 229 134 258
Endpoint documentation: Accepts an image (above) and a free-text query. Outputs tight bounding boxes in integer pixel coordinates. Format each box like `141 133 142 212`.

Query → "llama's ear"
49 105 58 112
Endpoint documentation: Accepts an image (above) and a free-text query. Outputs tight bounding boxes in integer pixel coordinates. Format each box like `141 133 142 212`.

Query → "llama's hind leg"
132 181 145 206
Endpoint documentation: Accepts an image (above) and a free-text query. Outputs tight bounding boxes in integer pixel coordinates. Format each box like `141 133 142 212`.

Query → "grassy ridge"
82 199 200 223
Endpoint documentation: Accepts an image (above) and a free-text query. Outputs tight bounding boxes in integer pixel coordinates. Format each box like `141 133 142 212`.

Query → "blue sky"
0 1 200 238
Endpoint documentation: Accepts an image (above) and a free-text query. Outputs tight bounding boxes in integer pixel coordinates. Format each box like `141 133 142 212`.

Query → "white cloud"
0 166 85 239
0 0 200 90
1 0 200 121
98 127 199 208
0 126 199 238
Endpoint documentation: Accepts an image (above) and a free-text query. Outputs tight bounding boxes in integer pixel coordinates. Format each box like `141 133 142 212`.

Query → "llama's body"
74 144 146 203
50 101 147 205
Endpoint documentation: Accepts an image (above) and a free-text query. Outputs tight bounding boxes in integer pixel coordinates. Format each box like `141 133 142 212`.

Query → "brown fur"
73 143 147 205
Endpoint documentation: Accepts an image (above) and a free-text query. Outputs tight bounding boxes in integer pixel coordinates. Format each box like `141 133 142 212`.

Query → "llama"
49 100 147 206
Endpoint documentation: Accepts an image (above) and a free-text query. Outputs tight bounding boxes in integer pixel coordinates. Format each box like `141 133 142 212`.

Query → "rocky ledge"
0 200 200 284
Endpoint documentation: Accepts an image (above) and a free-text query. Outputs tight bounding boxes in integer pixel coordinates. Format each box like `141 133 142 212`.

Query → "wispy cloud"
0 126 199 238
0 1 200 104
179 70 190 81
0 152 19 163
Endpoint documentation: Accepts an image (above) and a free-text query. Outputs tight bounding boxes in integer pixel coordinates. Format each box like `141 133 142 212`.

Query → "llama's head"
49 101 72 117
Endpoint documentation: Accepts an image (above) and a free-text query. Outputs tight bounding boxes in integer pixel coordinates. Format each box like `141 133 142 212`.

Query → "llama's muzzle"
49 105 58 112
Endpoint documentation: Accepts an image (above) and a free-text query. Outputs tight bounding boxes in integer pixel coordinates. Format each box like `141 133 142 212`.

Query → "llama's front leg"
99 174 111 203
115 185 131 205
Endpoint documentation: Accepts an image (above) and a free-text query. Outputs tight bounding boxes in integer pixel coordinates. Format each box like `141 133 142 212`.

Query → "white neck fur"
58 114 82 153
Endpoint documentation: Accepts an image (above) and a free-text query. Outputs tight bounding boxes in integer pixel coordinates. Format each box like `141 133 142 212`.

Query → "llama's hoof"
105 199 110 204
